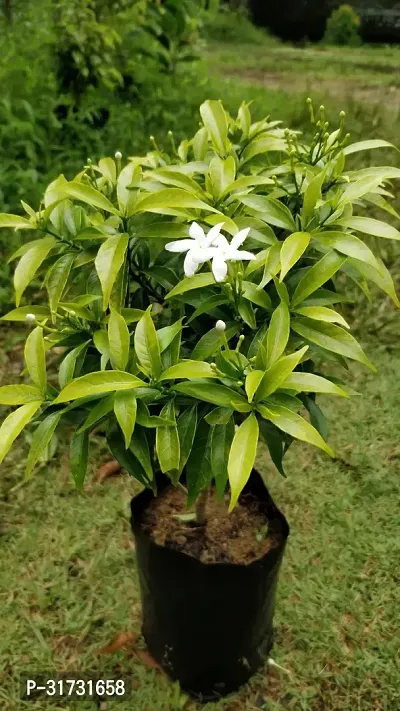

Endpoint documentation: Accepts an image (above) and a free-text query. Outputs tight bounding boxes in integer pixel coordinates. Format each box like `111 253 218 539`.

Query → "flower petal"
205 222 225 247
228 249 256 261
212 255 228 282
214 234 229 251
231 227 250 250
189 221 206 244
165 239 194 253
184 251 200 277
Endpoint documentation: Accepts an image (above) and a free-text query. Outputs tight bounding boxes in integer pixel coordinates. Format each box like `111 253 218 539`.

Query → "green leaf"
0 305 50 322
0 213 34 229
266 300 290 366
156 402 180 473
134 307 162 379
14 237 56 306
205 407 233 425
0 402 42 466
0 384 44 405
291 318 376 370
343 139 397 156
304 396 328 441
150 170 207 199
121 308 145 324
293 305 349 328
238 297 256 328
160 361 218 381
313 231 381 273
173 380 248 409
98 157 116 183
283 372 349 397
257 346 309 400
239 195 296 231
70 429 89 488
259 420 287 477
78 393 115 433
157 321 183 352
64 181 120 215
280 232 310 281
211 419 235 500
228 413 259 511
200 99 229 156
136 222 189 241
55 371 145 403
117 162 140 215
136 402 174 428
346 256 399 307
129 427 154 482
59 341 90 389
245 370 264 403
165 273 216 299
335 216 400 241
192 327 225 361
107 430 150 486
114 391 137 448
95 233 128 311
133 188 216 215
291 251 347 307
46 254 75 316
177 404 197 475
108 309 130 371
258 404 333 457
241 136 287 164
208 155 236 199
26 411 63 478
192 126 208 161
242 281 272 309
302 170 326 224
186 420 213 507
338 177 383 205
24 327 46 393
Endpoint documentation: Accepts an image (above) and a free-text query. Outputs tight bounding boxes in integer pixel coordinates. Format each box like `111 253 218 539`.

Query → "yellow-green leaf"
293 305 349 328
0 402 42 466
108 308 130 371
24 327 46 393
156 401 180 473
282 372 348 397
0 384 44 405
160 360 218 381
200 99 229 156
291 318 376 370
258 404 334 457
95 233 128 310
266 300 290 366
166 273 217 299
292 251 347 307
245 370 264 403
257 346 308 400
280 232 310 281
228 413 259 511
64 181 120 215
46 253 75 316
134 308 162 379
0 213 34 230
54 371 145 403
114 390 137 448
14 237 56 306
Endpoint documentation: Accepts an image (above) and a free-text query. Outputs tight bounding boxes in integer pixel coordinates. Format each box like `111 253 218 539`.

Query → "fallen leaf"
134 648 162 672
87 459 122 490
98 632 136 655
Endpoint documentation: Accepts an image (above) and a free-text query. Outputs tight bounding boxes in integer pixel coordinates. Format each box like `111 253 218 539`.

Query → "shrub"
0 99 399 510
324 4 361 46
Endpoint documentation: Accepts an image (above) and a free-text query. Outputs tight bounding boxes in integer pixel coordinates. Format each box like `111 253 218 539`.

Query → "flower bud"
215 320 226 331
25 313 36 323
115 151 122 160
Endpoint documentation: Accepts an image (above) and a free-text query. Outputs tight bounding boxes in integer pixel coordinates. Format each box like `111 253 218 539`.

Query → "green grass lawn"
1 342 399 711
1 28 400 711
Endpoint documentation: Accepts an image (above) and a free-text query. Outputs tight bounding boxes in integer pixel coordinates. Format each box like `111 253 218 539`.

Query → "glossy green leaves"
228 413 259 511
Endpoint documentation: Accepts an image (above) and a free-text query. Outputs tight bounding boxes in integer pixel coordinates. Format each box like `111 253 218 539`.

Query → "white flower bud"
215 320 226 331
25 313 36 323
115 151 122 160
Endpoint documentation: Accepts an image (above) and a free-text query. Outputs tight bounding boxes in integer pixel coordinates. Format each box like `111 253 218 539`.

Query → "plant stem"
195 486 209 526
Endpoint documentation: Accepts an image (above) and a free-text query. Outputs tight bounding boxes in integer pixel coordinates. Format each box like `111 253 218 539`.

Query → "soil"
140 486 282 565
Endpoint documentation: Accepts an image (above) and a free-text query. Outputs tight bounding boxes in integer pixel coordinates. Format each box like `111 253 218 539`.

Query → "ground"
1 32 400 711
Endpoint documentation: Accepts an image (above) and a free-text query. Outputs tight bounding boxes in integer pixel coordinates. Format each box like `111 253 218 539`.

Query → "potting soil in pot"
139 486 282 564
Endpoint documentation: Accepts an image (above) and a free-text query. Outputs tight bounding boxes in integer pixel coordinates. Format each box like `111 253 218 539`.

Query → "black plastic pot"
130 470 289 701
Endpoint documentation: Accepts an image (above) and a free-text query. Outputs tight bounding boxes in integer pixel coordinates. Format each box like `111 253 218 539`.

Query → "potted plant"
0 99 399 700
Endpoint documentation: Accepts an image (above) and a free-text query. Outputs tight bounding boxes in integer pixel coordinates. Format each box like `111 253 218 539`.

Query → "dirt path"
222 67 400 108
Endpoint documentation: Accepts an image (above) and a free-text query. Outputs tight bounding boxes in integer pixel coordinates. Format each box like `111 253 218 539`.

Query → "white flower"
25 313 36 323
215 320 226 331
165 221 224 277
210 228 255 282
115 151 122 160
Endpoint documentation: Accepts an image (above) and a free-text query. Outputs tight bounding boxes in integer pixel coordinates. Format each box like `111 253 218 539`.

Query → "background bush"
324 4 361 46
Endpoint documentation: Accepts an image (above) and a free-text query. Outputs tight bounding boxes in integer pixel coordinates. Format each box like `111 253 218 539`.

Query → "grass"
1 24 400 711
1 340 400 711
